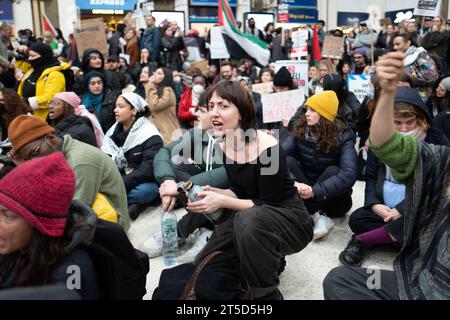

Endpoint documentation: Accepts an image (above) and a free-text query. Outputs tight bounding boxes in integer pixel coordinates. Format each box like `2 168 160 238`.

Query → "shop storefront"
76 0 137 28
189 0 237 35
0 2 14 23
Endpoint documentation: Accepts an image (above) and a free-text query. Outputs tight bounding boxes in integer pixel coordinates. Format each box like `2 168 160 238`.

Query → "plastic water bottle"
188 185 223 223
161 211 178 266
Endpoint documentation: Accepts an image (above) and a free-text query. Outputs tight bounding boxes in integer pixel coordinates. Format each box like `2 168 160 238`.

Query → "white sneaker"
313 212 334 240
141 232 163 258
180 228 213 263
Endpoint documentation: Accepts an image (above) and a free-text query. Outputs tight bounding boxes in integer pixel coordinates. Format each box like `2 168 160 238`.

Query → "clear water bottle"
188 185 223 223
161 211 178 266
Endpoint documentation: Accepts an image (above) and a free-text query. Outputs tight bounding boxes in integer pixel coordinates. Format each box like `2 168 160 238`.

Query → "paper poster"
262 89 305 123
347 74 371 103
413 0 442 17
275 60 309 97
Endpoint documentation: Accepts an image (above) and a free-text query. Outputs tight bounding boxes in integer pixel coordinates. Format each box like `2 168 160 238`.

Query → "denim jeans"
127 182 159 205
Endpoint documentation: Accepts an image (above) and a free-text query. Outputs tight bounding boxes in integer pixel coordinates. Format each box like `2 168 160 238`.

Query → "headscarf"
82 70 105 124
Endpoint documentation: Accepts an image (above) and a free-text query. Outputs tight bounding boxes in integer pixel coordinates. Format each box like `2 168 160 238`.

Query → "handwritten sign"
74 18 108 59
347 74 371 103
322 36 345 60
275 60 309 97
291 30 309 58
251 82 273 95
262 89 305 123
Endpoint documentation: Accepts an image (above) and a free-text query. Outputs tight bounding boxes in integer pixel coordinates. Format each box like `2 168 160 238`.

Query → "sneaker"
180 228 213 263
313 212 334 240
338 235 366 267
141 232 185 258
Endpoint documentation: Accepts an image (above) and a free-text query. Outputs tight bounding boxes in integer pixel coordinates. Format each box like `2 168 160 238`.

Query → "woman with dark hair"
81 70 120 133
426 77 450 116
145 67 181 144
322 73 360 131
257 67 274 84
0 152 100 299
46 92 99 147
264 22 275 45
161 27 184 71
159 80 313 299
177 74 208 129
102 92 164 220
283 91 357 240
131 48 155 83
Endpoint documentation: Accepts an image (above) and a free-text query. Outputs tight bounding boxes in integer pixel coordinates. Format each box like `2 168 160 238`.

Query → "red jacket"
178 88 196 122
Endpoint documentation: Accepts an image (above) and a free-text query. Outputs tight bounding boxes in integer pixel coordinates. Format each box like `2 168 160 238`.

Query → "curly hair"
0 88 33 128
292 114 340 154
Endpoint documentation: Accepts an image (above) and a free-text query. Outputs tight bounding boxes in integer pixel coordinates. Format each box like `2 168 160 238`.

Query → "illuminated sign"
76 0 135 11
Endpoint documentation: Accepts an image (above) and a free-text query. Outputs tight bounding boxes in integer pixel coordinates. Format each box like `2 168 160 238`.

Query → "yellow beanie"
305 90 339 122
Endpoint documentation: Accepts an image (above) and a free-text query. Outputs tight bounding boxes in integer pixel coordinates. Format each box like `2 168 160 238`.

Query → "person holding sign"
282 91 357 240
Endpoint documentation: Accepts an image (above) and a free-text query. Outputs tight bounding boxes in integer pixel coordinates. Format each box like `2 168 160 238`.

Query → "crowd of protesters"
0 12 448 300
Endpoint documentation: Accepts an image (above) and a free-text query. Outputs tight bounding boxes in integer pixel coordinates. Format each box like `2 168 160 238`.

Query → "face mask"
399 128 427 142
174 75 181 83
192 84 204 95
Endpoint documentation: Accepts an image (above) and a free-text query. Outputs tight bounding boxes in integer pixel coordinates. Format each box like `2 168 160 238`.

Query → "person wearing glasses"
350 48 368 75
81 70 120 133
6 115 129 230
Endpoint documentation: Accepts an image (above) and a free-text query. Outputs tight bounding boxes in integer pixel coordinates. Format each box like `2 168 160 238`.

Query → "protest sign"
275 60 309 97
251 82 273 95
291 30 309 58
321 36 345 60
347 74 371 103
191 59 209 75
210 26 230 60
74 18 108 59
413 0 442 17
262 89 305 123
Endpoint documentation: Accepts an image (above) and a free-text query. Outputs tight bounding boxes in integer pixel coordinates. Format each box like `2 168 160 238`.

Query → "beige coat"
145 82 181 144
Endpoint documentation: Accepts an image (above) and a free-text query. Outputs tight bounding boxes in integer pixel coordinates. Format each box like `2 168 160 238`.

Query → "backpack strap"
180 250 253 300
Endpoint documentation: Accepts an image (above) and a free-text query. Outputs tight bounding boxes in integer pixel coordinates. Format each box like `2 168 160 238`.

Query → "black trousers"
195 194 314 298
171 156 213 239
349 207 404 245
286 157 353 217
323 266 399 300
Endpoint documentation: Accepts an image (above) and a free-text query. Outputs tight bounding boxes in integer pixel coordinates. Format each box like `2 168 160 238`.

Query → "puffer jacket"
17 61 70 119
282 124 357 201
52 114 97 147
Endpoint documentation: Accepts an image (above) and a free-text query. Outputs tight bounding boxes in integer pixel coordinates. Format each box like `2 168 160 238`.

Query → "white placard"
275 60 309 97
413 0 442 17
347 74 371 104
210 26 230 60
262 89 305 123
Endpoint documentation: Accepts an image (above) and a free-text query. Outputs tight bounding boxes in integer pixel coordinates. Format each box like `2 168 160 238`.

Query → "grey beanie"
440 77 450 92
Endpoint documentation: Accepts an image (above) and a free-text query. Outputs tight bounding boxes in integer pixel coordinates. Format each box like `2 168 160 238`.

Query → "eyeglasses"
29 137 47 159
89 80 103 86
48 99 63 107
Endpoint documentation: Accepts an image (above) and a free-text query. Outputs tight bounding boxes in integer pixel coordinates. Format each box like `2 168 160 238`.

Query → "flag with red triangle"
42 13 57 35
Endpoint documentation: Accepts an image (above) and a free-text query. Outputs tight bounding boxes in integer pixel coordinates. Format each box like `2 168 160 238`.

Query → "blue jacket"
282 126 357 201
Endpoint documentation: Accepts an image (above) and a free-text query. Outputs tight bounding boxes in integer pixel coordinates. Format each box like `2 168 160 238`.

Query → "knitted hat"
440 77 450 92
305 90 339 122
53 92 81 109
273 66 293 88
8 115 55 151
0 152 75 237
353 48 366 57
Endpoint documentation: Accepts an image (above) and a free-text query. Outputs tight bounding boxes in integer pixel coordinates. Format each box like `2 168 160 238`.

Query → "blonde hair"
319 60 336 75
434 16 447 33
394 103 430 131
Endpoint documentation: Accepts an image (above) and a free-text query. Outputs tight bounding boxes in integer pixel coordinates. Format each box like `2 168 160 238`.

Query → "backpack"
61 68 75 91
84 217 150 300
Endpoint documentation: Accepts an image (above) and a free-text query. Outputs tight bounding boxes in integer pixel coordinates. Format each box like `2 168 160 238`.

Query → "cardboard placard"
322 36 345 60
275 60 309 97
347 74 371 104
191 59 209 76
74 18 108 59
262 89 305 123
251 82 273 95
122 12 136 29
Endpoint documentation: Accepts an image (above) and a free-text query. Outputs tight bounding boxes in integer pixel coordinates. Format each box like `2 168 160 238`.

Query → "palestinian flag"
218 0 270 66
42 12 57 35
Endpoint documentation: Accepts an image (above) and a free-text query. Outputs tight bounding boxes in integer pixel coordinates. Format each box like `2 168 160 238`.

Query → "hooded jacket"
153 127 229 188
17 61 70 120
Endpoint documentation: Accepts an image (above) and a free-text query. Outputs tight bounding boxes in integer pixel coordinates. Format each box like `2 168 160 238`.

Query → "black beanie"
29 42 53 59
273 66 293 88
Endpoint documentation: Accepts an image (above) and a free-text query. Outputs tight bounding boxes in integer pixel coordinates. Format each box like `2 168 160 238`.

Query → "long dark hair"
323 74 348 106
0 88 33 135
0 209 90 287
292 115 340 154
156 67 176 98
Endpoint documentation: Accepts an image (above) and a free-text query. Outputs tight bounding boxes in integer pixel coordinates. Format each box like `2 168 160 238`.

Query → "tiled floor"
127 181 397 300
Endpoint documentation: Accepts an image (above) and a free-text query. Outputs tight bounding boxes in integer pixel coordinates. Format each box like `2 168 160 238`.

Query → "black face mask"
29 57 49 70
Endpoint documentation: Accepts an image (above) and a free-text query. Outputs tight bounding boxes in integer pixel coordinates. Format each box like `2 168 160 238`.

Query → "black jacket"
110 123 164 192
54 114 97 147
432 111 450 141
84 88 120 134
422 31 448 58
282 125 357 201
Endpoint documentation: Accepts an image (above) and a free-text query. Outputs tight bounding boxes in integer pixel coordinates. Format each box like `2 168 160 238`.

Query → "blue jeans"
127 182 159 205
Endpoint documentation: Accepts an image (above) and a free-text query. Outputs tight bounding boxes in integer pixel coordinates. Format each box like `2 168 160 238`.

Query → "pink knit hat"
0 152 76 237
53 92 81 109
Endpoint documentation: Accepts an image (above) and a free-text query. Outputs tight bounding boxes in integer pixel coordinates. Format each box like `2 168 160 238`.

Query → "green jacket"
62 135 130 230
370 132 450 300
153 128 229 188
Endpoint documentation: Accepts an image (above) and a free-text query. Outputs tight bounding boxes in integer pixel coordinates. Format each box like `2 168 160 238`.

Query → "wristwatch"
177 181 193 206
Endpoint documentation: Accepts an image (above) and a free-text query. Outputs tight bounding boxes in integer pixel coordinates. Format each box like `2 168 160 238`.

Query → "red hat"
0 152 75 237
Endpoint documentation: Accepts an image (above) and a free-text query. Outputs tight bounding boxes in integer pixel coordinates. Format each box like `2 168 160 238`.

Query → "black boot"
339 234 366 267
128 203 141 221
